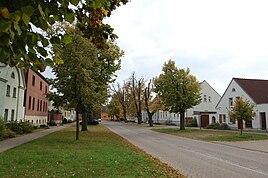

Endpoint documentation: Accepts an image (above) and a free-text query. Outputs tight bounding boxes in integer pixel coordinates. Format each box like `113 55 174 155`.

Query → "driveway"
102 121 268 178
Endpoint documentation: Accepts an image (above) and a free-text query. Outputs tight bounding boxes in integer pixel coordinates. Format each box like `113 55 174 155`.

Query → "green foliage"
186 117 198 127
228 97 255 134
5 121 33 134
0 118 6 138
2 128 16 139
153 60 201 129
0 0 128 70
206 123 231 130
48 120 57 126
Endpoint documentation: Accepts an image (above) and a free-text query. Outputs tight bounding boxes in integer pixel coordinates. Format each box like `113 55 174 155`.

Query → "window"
204 95 207 102
11 109 15 121
4 109 8 121
6 85 10 96
43 101 45 112
45 86 48 93
229 98 233 106
11 72 15 78
232 88 236 92
28 96 31 110
40 100 42 112
13 87 17 98
208 96 211 103
37 99 39 111
40 81 42 91
32 97 35 110
223 115 226 122
32 75 35 86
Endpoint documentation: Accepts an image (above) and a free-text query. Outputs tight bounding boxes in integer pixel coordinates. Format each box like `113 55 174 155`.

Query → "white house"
142 80 221 127
0 63 26 121
216 78 268 130
186 80 221 127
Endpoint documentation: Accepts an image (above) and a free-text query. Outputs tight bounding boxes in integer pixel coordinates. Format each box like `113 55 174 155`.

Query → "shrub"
2 128 16 138
219 123 231 130
19 122 34 133
6 121 34 134
206 123 220 129
40 124 48 128
187 117 198 127
206 123 231 130
48 120 57 126
62 118 67 124
5 122 23 134
33 125 38 129
0 118 6 139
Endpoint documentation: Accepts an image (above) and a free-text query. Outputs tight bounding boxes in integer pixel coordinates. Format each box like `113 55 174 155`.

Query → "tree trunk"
123 106 127 123
81 112 88 131
240 128 243 135
148 113 154 127
76 110 79 140
179 111 185 130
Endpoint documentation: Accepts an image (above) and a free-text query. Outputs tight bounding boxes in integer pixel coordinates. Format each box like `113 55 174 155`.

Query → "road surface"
103 121 268 178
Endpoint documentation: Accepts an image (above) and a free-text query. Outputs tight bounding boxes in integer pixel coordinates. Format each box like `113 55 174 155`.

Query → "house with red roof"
216 78 268 130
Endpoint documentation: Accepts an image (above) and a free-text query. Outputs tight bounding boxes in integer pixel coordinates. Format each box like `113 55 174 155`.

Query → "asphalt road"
102 121 268 178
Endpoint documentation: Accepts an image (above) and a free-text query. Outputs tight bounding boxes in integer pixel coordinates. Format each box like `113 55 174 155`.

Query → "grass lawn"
152 128 268 141
0 125 184 178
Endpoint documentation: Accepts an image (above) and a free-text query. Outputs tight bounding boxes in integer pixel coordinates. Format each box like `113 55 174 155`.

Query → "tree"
153 60 201 130
228 97 255 135
107 95 121 121
130 73 145 124
0 0 128 70
50 29 123 140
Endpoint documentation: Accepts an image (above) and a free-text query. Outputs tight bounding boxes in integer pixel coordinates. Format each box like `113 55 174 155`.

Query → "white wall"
0 64 25 121
216 79 268 130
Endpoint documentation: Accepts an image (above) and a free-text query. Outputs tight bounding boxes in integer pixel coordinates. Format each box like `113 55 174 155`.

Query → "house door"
219 115 222 123
212 116 216 124
201 115 209 127
238 119 243 129
260 112 267 130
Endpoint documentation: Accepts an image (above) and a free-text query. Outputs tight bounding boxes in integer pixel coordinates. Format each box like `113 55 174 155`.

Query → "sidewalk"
0 124 72 153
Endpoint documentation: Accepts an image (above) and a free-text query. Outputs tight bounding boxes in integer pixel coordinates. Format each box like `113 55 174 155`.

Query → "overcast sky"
102 0 268 95
42 0 268 95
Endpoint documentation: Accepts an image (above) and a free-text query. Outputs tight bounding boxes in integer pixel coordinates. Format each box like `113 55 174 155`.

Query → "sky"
43 0 268 95
102 0 268 95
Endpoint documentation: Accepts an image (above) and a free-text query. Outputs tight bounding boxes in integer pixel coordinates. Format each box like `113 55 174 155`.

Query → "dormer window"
232 88 236 92
11 72 15 79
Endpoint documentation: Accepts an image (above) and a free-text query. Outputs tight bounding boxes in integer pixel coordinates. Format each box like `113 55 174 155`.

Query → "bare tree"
130 73 145 124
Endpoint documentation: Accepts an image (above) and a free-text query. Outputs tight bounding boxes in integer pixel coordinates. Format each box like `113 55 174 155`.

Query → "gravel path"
103 121 268 178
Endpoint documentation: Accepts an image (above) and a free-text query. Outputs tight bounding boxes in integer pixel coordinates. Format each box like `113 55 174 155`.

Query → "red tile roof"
234 78 268 104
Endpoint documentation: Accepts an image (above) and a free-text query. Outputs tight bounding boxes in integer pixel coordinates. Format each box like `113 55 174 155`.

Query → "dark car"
80 119 99 125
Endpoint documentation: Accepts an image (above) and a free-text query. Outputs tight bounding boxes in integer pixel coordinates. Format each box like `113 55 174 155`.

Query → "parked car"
80 119 99 125
98 118 101 122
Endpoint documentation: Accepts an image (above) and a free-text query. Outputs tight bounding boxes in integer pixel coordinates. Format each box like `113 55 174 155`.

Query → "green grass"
152 128 268 142
0 125 184 178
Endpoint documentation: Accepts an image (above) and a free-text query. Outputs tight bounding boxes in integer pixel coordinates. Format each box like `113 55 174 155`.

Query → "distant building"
216 78 268 130
0 63 26 121
24 68 49 126
142 80 221 127
101 105 110 120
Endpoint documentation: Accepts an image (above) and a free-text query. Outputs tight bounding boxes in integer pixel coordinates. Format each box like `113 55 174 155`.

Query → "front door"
201 115 209 128
260 112 267 130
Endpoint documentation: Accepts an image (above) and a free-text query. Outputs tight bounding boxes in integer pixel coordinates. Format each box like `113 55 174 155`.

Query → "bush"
187 117 198 127
6 121 34 134
5 122 23 134
19 122 34 133
40 124 48 128
2 128 16 138
62 118 67 124
206 123 220 129
0 118 6 139
219 123 231 130
206 123 231 130
48 120 57 126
